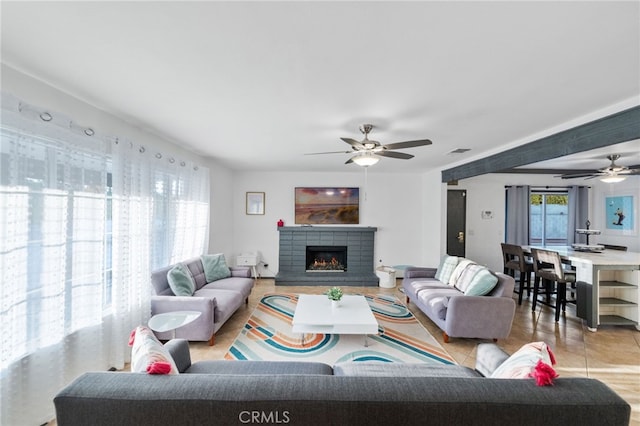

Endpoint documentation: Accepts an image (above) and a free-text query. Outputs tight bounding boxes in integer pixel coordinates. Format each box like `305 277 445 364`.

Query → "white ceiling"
2 1 639 173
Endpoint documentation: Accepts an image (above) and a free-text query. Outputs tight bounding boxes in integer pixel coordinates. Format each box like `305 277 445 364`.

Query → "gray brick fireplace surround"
275 226 379 286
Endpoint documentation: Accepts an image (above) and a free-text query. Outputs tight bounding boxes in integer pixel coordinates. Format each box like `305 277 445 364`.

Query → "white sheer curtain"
169 159 210 263
107 138 155 369
1 94 210 424
1 103 110 426
505 185 531 245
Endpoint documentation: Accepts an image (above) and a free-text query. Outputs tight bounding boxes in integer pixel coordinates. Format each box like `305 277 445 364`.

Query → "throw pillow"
201 253 231 282
465 269 499 296
453 263 484 293
490 341 558 386
129 326 179 375
448 258 475 286
167 263 195 296
434 255 459 284
455 265 499 296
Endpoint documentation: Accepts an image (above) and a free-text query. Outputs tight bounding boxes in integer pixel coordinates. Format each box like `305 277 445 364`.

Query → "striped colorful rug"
225 293 456 365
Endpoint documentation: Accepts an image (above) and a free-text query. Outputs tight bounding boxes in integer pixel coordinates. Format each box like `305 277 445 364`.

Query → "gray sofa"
150 257 254 345
402 266 516 342
53 340 631 426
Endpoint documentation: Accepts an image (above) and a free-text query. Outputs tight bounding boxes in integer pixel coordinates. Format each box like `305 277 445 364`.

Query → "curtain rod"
3 92 205 171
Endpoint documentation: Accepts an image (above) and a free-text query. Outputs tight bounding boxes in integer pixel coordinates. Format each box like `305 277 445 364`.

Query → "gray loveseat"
403 265 516 342
53 339 630 425
151 257 254 345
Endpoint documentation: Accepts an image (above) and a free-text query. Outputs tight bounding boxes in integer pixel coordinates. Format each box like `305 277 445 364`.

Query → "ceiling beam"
441 105 640 182
493 168 596 175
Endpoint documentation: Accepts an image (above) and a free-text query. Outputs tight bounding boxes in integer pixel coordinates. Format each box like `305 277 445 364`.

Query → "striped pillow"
130 326 179 375
434 255 459 284
448 258 475 286
490 342 556 382
455 265 499 296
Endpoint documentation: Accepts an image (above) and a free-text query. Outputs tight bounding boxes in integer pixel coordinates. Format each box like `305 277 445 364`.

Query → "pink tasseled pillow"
490 341 558 386
129 326 179 375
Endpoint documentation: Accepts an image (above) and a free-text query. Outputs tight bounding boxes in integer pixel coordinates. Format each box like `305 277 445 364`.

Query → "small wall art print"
605 195 634 231
295 187 359 224
246 192 265 215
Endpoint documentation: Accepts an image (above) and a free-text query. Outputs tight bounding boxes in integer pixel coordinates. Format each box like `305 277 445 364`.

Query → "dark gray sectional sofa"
53 340 631 426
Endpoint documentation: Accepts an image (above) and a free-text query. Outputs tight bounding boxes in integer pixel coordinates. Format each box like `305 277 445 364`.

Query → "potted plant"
326 286 343 308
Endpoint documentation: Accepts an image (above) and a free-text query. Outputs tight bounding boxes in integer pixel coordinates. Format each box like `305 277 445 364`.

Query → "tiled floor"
189 278 640 424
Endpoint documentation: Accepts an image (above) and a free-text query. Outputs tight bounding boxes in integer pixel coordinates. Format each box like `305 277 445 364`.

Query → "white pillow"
448 258 475 286
490 341 555 379
130 325 179 375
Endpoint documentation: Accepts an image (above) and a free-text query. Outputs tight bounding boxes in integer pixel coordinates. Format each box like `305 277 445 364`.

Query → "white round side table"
148 310 201 339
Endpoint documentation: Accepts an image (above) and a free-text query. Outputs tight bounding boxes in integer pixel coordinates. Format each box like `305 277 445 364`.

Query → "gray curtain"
505 185 530 245
567 186 589 244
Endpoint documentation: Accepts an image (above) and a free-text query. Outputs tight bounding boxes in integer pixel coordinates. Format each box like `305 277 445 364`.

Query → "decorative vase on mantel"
331 299 340 309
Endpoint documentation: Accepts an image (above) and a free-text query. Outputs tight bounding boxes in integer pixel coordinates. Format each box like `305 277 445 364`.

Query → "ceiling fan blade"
383 139 432 150
376 151 414 160
557 172 600 179
340 137 365 149
304 150 352 155
345 157 354 164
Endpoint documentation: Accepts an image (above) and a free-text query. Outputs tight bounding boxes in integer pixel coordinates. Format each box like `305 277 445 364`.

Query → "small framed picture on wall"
605 194 636 234
246 192 265 215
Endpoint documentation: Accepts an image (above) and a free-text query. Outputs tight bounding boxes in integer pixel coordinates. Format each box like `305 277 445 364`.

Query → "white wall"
1 64 236 258
231 170 434 276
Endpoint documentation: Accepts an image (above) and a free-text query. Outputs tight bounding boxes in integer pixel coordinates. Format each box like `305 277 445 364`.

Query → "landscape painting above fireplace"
295 187 359 224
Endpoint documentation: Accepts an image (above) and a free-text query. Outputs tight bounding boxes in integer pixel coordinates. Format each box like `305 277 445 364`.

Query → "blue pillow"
201 253 231 282
464 268 499 296
166 263 195 296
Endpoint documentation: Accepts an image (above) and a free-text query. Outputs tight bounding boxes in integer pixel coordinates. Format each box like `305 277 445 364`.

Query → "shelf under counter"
599 315 638 327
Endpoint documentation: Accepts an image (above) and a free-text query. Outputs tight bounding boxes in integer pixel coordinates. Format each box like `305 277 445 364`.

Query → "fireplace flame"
309 256 345 271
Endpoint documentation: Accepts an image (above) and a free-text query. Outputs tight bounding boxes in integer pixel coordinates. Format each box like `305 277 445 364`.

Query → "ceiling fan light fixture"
353 152 379 167
600 175 626 183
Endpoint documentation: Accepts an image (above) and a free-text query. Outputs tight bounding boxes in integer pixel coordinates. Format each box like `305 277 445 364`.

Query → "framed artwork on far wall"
246 192 265 215
605 194 636 234
294 187 359 224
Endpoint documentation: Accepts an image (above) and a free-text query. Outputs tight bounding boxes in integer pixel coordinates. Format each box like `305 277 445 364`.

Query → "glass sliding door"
530 192 568 246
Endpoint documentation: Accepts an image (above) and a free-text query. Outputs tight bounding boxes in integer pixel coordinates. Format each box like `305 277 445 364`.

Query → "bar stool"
531 248 576 322
500 243 534 305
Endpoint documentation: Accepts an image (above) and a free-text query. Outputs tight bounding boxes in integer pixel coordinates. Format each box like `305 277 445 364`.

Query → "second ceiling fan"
306 124 432 166
557 154 640 182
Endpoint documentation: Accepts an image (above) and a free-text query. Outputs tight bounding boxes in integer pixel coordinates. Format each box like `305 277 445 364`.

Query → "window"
530 191 569 245
1 98 210 425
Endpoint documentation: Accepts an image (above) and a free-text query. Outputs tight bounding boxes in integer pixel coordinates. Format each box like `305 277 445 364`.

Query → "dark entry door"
447 190 466 257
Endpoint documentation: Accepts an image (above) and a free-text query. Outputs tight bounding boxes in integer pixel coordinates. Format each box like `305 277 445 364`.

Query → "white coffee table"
148 310 201 339
292 295 378 347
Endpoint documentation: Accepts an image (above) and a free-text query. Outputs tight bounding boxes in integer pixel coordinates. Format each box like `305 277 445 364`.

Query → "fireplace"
306 246 347 272
276 226 378 286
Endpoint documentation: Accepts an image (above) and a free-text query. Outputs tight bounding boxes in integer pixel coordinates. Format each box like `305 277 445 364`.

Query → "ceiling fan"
557 154 640 183
306 124 432 166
